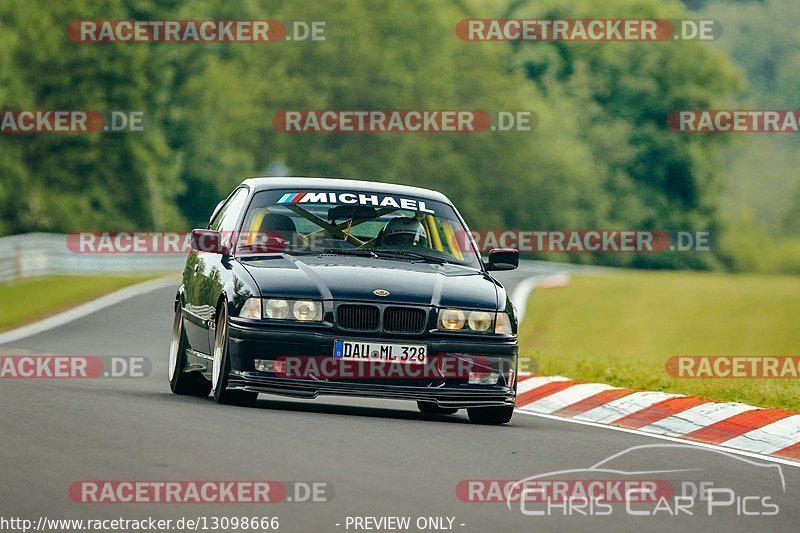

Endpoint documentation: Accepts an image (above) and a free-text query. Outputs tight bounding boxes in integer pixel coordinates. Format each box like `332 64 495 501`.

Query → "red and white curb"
515 375 800 464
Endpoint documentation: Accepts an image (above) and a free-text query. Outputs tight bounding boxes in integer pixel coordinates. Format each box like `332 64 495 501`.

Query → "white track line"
638 402 758 438
574 391 682 424
509 272 571 325
0 276 178 345
516 410 800 469
509 276 539 325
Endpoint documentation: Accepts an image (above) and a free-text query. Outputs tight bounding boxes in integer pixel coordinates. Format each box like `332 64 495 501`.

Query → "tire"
467 406 514 425
169 305 211 396
212 303 258 407
417 401 459 415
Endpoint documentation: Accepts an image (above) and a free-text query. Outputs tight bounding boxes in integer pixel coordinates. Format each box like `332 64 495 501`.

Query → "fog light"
469 371 499 385
255 359 286 373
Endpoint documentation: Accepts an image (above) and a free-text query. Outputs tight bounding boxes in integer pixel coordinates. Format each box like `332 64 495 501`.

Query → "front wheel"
467 406 514 425
212 303 258 407
168 306 211 396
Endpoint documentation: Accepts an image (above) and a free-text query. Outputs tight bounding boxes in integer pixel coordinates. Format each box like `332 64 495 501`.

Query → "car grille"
383 307 426 334
336 304 427 334
337 304 380 332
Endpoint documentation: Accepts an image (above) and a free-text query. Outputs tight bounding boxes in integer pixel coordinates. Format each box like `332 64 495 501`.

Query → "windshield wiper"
320 248 378 258
370 248 449 264
237 244 276 253
236 245 318 256
238 245 450 264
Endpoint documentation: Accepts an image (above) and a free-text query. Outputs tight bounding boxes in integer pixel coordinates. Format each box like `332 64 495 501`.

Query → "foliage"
2 0 788 273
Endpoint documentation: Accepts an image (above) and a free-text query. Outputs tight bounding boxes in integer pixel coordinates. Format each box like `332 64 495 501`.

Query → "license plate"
333 339 427 364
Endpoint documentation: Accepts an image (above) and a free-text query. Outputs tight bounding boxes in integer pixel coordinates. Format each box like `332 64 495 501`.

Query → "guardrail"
0 233 185 282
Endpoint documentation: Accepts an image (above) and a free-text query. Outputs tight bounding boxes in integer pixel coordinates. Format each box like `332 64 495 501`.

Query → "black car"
168 177 520 424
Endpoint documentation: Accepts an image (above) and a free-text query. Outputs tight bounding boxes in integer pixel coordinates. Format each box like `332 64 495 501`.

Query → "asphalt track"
1 263 798 532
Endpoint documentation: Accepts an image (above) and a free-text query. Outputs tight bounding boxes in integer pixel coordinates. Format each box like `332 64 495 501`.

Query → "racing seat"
256 214 298 248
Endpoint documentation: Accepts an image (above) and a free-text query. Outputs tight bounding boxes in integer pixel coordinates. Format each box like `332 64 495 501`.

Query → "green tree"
501 0 741 267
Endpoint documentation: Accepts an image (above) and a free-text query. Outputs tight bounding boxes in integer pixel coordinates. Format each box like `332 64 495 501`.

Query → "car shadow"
147 390 516 426
147 389 490 425
246 396 474 424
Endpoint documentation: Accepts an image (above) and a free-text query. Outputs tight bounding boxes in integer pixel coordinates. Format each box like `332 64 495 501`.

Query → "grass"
0 274 162 332
519 270 800 410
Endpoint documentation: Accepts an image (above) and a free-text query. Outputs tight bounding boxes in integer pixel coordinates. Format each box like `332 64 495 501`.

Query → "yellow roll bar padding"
425 215 443 251
441 220 464 260
246 210 266 245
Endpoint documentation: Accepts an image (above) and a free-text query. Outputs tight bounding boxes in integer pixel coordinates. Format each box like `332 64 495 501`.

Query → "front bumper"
226 319 518 408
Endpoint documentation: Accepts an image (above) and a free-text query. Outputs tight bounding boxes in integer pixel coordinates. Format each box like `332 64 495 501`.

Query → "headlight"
438 309 466 330
254 298 324 322
438 308 499 332
494 312 512 334
293 300 321 321
265 299 290 319
239 298 262 319
468 311 493 332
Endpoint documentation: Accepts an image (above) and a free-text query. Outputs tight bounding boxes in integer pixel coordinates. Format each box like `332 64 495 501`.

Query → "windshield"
236 189 480 268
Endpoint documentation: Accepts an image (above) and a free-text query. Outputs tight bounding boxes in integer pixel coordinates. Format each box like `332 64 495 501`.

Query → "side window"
209 188 249 232
208 188 249 252
208 199 230 231
207 199 226 228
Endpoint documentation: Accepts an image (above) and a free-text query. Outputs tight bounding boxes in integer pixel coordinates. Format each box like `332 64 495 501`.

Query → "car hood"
239 254 501 309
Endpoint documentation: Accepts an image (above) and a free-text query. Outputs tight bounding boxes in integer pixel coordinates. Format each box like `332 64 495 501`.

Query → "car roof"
241 176 452 204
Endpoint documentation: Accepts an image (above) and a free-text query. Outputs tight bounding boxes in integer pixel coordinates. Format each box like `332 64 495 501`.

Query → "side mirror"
486 248 519 271
191 229 229 254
